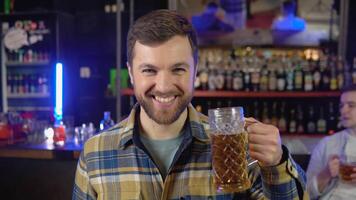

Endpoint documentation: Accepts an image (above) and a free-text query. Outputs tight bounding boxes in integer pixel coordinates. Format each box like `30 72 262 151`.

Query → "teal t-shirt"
140 132 184 180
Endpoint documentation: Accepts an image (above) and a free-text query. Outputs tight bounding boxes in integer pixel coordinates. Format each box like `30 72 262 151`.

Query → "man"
307 84 356 199
271 0 306 31
73 9 307 199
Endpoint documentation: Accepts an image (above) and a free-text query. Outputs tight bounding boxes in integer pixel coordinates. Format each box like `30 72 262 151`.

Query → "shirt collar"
118 103 210 149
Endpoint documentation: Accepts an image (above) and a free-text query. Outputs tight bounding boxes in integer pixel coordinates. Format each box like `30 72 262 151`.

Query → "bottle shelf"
8 106 52 111
6 61 50 67
281 133 329 137
7 93 51 99
120 88 340 98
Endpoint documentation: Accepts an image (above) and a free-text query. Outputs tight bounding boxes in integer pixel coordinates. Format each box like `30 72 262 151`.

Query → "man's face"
128 35 196 125
340 91 356 129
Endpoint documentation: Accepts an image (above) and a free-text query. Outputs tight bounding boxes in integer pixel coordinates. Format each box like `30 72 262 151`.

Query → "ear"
127 62 134 86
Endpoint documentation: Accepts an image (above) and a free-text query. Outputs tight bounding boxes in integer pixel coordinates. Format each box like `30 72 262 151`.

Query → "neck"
139 107 188 140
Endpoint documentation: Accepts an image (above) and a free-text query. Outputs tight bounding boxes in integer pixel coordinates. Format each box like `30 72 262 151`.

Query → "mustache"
145 86 184 97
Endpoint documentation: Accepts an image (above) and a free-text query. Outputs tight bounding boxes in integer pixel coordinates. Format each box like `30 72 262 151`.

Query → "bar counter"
0 139 82 160
0 138 82 200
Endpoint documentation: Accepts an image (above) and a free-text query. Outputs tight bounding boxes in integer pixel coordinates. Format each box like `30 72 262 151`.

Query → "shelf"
7 93 51 98
281 133 328 138
120 88 340 98
8 106 52 112
6 61 50 67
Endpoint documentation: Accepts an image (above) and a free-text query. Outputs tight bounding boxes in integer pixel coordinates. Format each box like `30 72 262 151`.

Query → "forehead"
132 36 193 66
341 91 356 102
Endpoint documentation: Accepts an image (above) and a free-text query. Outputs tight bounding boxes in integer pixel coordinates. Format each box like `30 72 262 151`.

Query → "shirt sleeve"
306 137 336 199
259 145 309 200
72 151 96 200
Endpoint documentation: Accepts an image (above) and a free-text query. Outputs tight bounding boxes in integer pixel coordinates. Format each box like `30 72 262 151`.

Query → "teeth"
155 96 175 103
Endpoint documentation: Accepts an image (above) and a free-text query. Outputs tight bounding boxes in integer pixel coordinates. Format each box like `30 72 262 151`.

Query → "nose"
154 71 175 93
340 104 349 115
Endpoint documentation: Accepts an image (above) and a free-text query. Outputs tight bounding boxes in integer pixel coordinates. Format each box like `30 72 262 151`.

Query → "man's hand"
245 117 283 167
317 155 339 192
328 155 340 178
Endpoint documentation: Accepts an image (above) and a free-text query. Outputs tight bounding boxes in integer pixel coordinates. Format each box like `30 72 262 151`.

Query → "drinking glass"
209 106 251 193
339 154 356 182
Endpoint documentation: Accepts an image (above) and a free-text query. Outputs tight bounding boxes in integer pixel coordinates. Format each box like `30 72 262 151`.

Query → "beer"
209 106 251 193
339 162 356 182
211 133 250 192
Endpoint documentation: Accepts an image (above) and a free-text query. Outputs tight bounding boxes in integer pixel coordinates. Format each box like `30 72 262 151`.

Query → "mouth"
152 95 177 104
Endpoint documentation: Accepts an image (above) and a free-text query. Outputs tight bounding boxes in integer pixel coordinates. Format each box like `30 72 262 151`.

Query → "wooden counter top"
0 139 83 160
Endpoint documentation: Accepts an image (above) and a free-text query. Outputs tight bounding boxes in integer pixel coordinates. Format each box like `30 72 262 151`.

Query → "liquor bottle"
259 64 268 91
208 68 217 91
336 56 344 90
278 102 287 133
330 64 338 91
99 111 115 131
215 67 225 90
268 69 277 91
317 106 327 134
23 74 29 93
352 57 356 84
18 74 24 94
7 74 12 94
232 67 244 91
294 62 303 91
286 62 294 91
288 108 297 133
277 67 286 91
296 104 305 133
327 102 337 134
225 66 233 90
199 63 209 90
261 102 271 124
306 106 316 134
243 67 251 91
320 58 331 91
253 101 260 121
304 65 313 91
312 61 322 91
270 102 278 126
250 66 260 92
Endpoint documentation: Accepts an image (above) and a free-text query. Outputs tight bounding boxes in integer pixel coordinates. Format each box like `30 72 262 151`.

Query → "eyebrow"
170 62 190 69
138 63 158 70
138 62 190 70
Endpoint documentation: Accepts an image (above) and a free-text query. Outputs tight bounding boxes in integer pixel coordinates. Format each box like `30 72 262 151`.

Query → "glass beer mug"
209 106 255 193
339 154 356 182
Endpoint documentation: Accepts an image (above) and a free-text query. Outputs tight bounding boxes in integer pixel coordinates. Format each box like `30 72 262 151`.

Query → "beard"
135 88 193 125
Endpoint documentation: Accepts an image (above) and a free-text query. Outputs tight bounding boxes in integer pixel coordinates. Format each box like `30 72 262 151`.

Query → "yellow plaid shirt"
73 104 308 200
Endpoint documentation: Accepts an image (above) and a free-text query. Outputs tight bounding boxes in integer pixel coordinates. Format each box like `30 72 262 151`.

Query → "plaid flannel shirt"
73 104 308 200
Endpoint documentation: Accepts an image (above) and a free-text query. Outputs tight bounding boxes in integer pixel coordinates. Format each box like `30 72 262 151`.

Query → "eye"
349 103 356 108
142 68 156 74
172 67 186 74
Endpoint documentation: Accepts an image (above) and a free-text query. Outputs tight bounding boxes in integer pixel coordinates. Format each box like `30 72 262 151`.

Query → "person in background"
191 2 234 33
271 0 306 31
73 9 307 199
307 84 356 199
220 0 247 29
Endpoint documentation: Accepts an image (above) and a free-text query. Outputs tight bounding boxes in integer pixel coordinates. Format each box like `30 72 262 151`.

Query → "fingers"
328 156 340 177
244 117 259 129
245 120 282 166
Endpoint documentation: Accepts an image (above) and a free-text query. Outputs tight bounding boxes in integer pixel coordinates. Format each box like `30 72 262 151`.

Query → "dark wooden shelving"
120 88 340 98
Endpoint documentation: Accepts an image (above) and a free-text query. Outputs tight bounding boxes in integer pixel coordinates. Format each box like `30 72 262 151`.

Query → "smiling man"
73 9 307 200
307 84 356 199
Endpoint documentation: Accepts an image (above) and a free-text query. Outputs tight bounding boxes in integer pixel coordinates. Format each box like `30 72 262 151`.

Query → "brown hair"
127 9 198 67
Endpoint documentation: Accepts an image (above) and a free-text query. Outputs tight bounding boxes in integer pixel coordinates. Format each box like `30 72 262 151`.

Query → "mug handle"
244 117 259 167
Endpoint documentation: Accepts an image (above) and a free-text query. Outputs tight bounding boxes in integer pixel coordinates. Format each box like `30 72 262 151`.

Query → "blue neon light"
55 63 63 121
